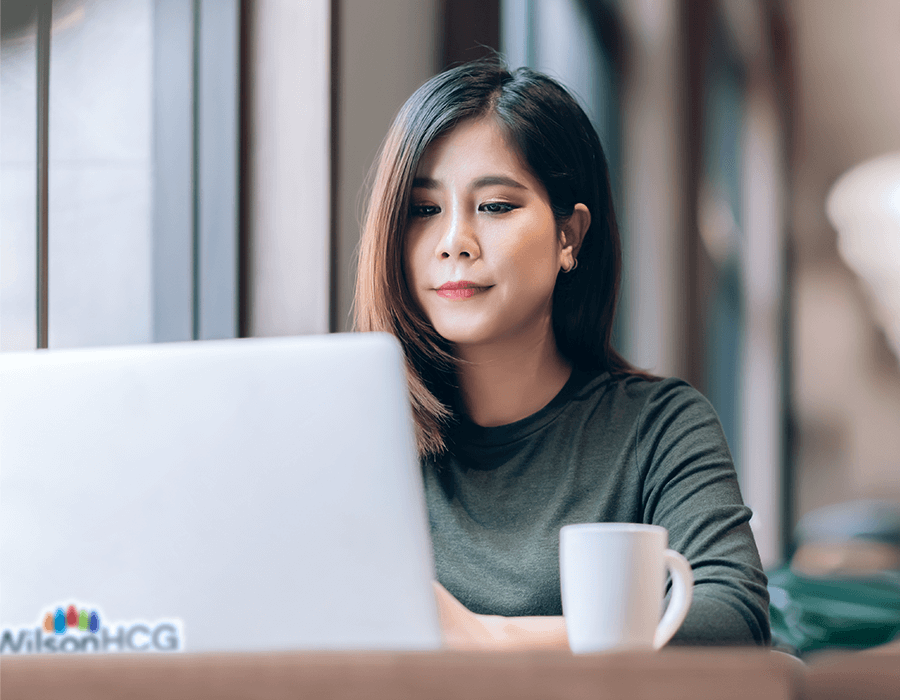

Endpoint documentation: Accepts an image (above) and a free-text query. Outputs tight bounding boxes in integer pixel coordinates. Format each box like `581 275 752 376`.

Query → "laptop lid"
0 333 441 654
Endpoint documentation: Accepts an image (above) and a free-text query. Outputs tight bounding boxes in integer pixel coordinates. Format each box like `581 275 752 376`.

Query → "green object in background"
768 566 900 657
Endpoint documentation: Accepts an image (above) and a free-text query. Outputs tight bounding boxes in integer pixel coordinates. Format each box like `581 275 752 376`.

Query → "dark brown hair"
354 59 656 459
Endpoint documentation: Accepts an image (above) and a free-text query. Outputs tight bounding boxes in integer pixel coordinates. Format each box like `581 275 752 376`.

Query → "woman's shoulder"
569 369 718 432
575 368 703 407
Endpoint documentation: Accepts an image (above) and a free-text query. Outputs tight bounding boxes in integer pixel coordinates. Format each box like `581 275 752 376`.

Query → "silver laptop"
0 333 441 654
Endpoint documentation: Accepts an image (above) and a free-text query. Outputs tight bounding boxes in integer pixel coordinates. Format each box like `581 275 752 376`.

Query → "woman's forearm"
433 581 569 651
479 614 569 650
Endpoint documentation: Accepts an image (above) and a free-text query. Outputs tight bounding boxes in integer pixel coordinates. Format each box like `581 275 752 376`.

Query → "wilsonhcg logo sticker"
1 603 183 654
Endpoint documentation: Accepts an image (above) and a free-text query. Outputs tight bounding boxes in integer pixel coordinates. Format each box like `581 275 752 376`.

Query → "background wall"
789 0 900 515
246 0 331 337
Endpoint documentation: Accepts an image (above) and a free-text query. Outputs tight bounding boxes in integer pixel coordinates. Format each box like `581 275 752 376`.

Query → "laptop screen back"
0 333 441 653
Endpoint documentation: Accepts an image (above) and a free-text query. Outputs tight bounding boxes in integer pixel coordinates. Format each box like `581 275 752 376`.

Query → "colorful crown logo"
43 605 100 634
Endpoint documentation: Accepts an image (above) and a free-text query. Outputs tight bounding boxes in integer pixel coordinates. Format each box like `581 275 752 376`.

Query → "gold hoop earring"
563 258 578 273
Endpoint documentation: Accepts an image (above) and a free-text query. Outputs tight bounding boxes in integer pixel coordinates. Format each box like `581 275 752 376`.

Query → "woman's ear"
562 203 591 257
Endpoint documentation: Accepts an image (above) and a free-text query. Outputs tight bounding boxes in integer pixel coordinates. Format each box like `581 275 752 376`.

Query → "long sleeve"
638 379 771 645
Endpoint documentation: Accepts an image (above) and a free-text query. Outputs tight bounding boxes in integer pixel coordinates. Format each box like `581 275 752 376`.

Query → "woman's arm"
638 381 771 645
433 581 569 651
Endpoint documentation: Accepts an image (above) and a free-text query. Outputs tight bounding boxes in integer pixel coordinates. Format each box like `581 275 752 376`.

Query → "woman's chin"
433 329 492 348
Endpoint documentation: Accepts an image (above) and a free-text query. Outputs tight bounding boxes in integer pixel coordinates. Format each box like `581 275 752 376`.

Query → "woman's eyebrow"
471 175 527 190
412 176 440 189
411 175 528 190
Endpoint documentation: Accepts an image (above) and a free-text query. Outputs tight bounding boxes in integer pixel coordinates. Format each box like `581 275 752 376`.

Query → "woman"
354 59 770 650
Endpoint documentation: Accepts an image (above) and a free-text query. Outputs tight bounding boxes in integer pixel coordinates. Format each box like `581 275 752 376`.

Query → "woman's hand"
432 581 570 651
432 581 502 650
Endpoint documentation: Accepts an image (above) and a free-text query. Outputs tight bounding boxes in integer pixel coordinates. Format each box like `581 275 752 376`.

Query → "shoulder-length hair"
354 58 657 459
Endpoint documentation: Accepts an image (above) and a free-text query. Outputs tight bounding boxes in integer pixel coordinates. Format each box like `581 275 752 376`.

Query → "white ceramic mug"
559 523 693 653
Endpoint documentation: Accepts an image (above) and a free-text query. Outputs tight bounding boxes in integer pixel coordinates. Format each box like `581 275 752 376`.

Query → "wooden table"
801 644 900 700
1 649 801 700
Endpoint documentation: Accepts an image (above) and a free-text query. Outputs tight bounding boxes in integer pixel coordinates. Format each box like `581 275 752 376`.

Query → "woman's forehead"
414 117 528 181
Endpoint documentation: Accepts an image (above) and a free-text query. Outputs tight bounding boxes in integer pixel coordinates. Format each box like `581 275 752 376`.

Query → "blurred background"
2 0 900 570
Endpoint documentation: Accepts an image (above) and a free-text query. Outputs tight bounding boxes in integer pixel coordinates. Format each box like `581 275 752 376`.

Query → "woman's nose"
437 208 480 260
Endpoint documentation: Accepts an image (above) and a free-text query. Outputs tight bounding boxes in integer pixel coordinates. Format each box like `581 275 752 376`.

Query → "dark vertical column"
768 0 798 560
35 0 51 349
681 0 712 392
238 0 253 338
441 0 500 70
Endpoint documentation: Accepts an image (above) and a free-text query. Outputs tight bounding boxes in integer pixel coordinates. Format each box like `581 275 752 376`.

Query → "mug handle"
652 549 694 649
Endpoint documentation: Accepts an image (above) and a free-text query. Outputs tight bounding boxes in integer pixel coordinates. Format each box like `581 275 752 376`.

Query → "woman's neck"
454 324 572 428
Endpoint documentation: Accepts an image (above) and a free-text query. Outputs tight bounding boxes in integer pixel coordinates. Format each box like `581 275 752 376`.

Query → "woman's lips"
435 283 492 299
438 287 478 299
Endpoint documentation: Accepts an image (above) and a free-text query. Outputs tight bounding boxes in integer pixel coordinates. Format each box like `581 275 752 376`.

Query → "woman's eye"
481 202 516 214
411 204 440 218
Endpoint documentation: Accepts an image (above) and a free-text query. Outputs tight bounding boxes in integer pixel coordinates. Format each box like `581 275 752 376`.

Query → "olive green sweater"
421 369 771 646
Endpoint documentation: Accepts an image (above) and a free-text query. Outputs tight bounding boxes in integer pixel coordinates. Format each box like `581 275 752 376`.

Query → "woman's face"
403 117 579 350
